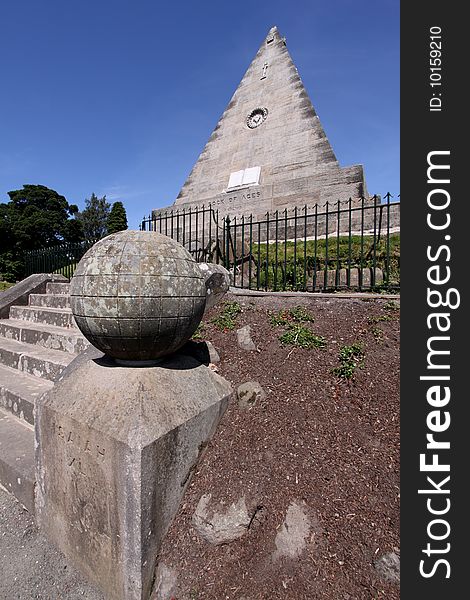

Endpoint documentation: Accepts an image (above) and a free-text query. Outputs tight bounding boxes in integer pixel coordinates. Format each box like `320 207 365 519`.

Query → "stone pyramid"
157 26 368 220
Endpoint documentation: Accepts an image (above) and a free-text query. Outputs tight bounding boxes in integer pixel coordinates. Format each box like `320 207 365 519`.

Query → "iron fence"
24 240 97 279
141 193 400 292
23 194 400 292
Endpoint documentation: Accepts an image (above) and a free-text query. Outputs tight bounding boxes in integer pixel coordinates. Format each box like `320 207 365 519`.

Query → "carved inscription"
212 190 262 207
54 421 107 478
51 420 111 538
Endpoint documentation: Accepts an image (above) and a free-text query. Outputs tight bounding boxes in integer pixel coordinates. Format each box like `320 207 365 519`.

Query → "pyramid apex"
265 26 285 46
165 25 368 216
267 25 279 37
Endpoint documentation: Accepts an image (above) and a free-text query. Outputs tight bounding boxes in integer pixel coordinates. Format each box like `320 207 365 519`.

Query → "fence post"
385 192 391 287
335 200 341 289
347 197 352 288
225 216 231 272
303 205 307 292
324 201 330 292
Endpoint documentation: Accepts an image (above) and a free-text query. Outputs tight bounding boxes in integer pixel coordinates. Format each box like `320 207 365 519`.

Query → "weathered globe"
70 230 206 362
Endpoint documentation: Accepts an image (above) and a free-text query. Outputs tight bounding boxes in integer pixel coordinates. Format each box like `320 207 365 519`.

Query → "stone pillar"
35 231 232 600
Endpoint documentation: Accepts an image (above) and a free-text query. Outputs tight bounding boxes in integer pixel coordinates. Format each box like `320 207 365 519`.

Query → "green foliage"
191 322 205 340
259 260 306 291
270 305 324 350
368 314 392 323
370 326 383 341
332 343 365 380
269 310 289 327
107 201 128 235
0 185 83 280
211 301 242 330
279 323 326 349
0 281 14 292
253 233 401 291
384 300 400 311
289 306 315 323
76 193 111 240
269 305 315 327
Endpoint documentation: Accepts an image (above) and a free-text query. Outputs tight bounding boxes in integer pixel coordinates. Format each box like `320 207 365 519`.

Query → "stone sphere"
70 230 206 362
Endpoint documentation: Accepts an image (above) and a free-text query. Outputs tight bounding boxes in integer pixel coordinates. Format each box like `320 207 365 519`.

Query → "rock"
237 381 266 410
207 341 220 363
236 325 256 351
35 352 232 600
150 562 178 600
199 263 230 312
193 494 251 545
273 501 311 560
374 551 400 583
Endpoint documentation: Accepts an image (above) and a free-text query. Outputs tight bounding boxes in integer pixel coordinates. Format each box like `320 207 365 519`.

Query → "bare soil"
157 293 400 600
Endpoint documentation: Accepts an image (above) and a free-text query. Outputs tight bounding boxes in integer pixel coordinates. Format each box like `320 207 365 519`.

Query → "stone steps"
9 305 76 328
0 337 74 382
0 319 87 355
0 363 52 425
29 293 71 309
0 408 35 512
0 278 83 511
46 282 71 295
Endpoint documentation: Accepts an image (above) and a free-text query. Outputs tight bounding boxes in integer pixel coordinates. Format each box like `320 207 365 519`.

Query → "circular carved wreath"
246 107 268 129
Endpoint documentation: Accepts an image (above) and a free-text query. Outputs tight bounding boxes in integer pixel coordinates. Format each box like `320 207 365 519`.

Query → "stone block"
35 352 232 600
0 273 67 319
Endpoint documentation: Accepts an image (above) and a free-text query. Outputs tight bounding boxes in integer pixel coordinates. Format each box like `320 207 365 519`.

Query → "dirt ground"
156 293 400 600
0 293 399 600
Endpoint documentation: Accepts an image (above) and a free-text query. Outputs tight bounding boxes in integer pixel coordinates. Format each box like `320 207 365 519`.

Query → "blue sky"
0 0 399 230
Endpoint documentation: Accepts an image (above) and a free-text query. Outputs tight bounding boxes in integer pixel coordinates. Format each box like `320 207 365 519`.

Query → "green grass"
384 299 400 311
253 233 400 291
270 305 324 350
368 314 393 323
191 322 205 340
211 301 242 330
0 281 14 292
289 306 315 323
269 305 315 327
370 326 383 341
279 323 326 349
332 343 365 380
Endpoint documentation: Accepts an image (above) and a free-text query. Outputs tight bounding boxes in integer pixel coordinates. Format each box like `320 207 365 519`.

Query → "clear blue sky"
0 0 399 230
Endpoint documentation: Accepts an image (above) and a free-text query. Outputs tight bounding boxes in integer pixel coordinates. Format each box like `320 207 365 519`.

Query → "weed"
211 301 242 330
269 306 314 327
0 281 14 292
269 310 289 327
384 300 400 311
371 326 383 341
332 343 365 380
254 233 401 291
191 322 205 340
289 306 315 323
279 323 326 349
368 314 392 323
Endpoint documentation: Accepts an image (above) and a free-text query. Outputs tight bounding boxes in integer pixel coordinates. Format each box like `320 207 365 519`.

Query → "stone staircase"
0 281 88 510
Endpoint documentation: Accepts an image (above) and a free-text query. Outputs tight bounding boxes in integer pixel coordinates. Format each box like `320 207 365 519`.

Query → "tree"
5 184 83 248
76 193 111 240
107 201 128 235
0 184 83 280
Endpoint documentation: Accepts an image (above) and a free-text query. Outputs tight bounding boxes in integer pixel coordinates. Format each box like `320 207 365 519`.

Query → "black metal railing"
24 240 97 279
141 204 224 263
141 193 400 292
24 194 400 292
